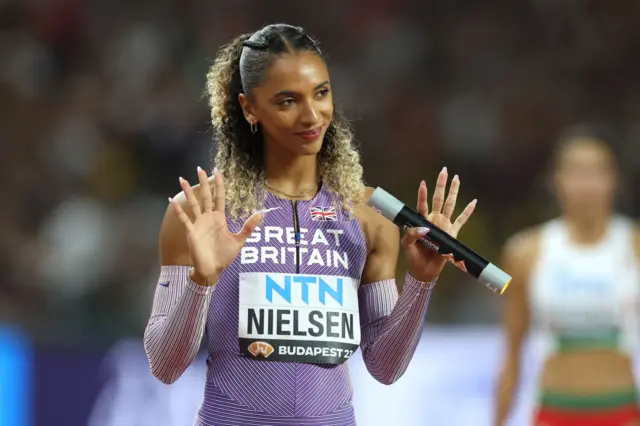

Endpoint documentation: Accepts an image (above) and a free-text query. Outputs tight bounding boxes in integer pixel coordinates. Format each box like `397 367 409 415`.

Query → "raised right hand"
169 167 263 286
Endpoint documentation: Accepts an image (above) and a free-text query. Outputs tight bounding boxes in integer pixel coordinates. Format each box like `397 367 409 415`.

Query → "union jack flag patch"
310 206 337 221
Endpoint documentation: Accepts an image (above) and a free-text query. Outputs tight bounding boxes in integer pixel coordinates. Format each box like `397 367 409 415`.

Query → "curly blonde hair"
205 24 364 220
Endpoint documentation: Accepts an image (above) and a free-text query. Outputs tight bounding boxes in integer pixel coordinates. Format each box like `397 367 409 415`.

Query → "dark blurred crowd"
1 0 639 346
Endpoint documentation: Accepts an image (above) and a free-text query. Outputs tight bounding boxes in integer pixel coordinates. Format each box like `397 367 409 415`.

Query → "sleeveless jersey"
528 216 640 358
195 185 368 426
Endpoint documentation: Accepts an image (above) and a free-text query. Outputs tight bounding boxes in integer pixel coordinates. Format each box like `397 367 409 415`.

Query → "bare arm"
143 181 215 384
359 193 400 285
356 193 436 385
144 169 261 384
493 229 538 426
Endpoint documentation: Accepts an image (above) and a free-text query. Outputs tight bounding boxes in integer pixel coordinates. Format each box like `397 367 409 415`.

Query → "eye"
278 98 295 107
316 88 330 98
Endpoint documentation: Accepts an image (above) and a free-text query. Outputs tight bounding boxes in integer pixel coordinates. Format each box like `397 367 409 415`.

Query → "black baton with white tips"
368 187 511 294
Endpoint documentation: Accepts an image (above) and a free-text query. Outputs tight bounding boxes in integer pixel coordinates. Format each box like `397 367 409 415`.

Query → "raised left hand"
402 167 477 282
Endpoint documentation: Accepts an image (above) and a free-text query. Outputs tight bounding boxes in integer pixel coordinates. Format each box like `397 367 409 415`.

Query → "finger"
452 199 477 235
400 227 430 249
235 211 264 242
180 177 201 218
442 174 460 220
198 166 213 213
431 167 448 214
213 168 226 214
169 197 193 231
417 180 429 217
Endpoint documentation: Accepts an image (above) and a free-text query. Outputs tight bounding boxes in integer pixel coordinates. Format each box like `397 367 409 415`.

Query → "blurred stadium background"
1 0 640 425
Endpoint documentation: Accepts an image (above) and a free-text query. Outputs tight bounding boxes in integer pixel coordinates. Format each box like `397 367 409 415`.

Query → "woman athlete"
143 24 477 426
494 127 640 426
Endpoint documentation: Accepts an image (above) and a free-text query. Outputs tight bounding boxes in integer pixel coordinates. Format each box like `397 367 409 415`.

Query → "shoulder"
355 187 386 222
355 187 400 282
356 186 378 217
159 176 215 265
501 225 544 271
504 226 542 254
354 187 400 253
353 187 400 248
498 225 544 308
608 215 640 257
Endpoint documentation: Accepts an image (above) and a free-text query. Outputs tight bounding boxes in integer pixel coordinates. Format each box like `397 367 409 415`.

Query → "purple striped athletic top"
145 185 436 426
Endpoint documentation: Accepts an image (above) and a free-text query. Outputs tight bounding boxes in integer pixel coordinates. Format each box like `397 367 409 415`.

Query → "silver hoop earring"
250 122 258 134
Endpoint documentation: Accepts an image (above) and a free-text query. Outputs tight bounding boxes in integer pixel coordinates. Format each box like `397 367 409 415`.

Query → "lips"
296 127 322 140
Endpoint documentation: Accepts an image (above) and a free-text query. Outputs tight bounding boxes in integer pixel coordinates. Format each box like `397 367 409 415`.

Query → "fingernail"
417 227 429 236
442 166 447 173
214 167 219 174
453 174 459 181
473 199 478 204
420 180 426 187
168 197 173 203
178 177 184 183
197 166 203 173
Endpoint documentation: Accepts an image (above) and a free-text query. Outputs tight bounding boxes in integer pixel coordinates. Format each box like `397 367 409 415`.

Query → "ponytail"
206 33 265 219
206 33 250 133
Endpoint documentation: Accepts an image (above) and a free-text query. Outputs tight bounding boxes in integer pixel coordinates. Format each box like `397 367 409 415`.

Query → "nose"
299 100 319 126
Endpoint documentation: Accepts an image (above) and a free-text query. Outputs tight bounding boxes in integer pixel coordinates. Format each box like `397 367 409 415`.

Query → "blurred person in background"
494 126 640 426
143 23 478 426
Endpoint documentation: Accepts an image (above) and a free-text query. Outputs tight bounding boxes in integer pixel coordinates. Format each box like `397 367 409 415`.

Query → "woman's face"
239 51 333 158
554 139 617 219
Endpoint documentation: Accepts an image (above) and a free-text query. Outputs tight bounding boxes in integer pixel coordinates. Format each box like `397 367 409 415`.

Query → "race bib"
238 272 361 364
